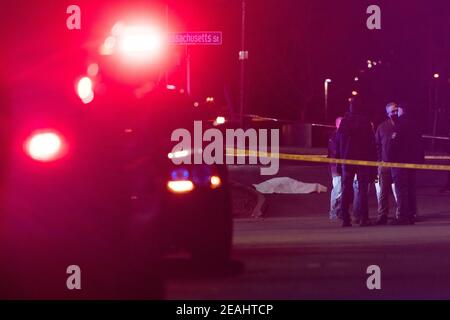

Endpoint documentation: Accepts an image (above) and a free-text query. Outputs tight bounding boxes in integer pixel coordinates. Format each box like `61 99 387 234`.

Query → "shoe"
375 216 388 225
390 218 411 226
342 221 352 227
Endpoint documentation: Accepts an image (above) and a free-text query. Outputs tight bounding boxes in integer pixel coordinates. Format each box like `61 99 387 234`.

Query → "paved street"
166 163 450 299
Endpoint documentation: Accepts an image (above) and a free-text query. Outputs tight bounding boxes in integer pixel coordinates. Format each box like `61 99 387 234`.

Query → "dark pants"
378 167 394 218
391 168 417 220
341 166 370 223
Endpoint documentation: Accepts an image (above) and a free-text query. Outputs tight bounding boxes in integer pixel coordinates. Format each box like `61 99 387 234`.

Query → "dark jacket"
387 115 425 164
328 130 339 177
375 119 395 162
336 112 377 164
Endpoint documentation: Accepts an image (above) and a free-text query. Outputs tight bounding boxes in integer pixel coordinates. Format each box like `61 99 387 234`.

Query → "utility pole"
239 0 248 127
165 3 169 87
432 74 439 151
186 45 191 95
324 79 331 123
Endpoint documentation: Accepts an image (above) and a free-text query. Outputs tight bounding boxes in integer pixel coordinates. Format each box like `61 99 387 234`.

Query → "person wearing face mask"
374 102 399 225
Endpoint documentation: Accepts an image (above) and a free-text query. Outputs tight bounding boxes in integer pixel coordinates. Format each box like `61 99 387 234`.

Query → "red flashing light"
77 76 94 104
25 130 67 162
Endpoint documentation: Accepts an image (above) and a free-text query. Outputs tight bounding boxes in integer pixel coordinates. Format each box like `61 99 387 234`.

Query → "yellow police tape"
225 148 450 171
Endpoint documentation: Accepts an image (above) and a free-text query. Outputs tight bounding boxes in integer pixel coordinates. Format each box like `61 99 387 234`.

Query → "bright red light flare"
25 131 67 162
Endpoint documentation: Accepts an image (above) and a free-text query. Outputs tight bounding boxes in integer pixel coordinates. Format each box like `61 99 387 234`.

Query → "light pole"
324 79 332 122
165 3 169 87
432 73 440 151
186 45 191 95
239 0 247 127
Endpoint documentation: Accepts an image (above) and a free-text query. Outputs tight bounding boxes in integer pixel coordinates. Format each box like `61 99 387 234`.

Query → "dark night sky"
2 1 450 129
208 0 450 125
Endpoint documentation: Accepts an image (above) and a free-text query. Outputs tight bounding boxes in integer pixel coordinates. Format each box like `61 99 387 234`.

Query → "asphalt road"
165 163 450 299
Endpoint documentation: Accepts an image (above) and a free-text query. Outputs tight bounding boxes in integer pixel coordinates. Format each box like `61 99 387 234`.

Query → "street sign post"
168 32 223 95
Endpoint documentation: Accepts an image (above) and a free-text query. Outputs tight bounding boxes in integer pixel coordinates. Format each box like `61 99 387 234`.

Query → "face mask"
390 114 399 122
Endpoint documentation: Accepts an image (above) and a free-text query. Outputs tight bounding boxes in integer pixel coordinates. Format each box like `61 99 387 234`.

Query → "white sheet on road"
253 177 327 194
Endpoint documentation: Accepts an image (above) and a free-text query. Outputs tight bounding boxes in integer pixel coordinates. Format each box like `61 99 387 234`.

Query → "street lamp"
239 0 247 127
324 79 332 122
432 73 440 150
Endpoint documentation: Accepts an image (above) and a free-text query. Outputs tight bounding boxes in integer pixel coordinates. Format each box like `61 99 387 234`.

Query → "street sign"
168 32 222 45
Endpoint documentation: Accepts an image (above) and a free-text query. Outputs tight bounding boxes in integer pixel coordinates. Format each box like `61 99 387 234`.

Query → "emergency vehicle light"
25 131 66 162
167 180 195 193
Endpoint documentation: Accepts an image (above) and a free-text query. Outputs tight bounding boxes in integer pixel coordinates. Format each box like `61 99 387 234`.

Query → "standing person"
374 102 398 225
336 97 377 227
329 116 361 221
328 117 343 219
388 104 424 225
